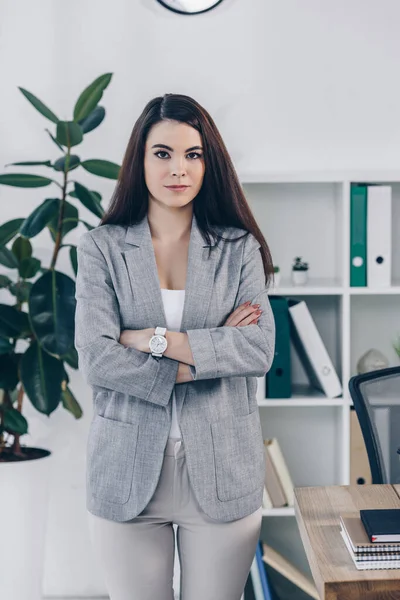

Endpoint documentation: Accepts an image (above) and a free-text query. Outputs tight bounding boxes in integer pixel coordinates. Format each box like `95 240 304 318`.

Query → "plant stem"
49 143 71 270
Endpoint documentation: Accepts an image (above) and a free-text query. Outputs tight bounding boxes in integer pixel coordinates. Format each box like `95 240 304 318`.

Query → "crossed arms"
74 231 275 408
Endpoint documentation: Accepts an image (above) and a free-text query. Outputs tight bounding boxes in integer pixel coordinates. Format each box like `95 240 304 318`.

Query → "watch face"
151 335 167 353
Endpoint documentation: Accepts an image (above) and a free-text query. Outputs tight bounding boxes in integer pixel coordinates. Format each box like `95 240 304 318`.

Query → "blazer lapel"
123 212 220 334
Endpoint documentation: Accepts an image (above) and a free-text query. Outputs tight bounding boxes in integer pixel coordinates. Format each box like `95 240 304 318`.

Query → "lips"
166 185 189 189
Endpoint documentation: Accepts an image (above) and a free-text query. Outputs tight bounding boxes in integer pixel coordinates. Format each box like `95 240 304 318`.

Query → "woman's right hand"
223 301 262 327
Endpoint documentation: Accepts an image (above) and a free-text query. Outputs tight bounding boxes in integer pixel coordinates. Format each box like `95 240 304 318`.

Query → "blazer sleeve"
74 231 179 405
186 233 275 380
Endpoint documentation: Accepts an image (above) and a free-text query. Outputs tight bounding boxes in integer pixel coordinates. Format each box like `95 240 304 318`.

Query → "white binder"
288 300 342 398
367 185 392 287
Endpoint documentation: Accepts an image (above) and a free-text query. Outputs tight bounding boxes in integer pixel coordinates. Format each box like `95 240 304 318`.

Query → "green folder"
265 296 291 398
350 184 367 287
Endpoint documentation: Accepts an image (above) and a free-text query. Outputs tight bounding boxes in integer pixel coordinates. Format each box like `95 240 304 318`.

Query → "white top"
160 288 185 440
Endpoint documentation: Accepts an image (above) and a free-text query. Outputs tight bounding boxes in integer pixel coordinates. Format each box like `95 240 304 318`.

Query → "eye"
154 151 169 159
154 151 203 160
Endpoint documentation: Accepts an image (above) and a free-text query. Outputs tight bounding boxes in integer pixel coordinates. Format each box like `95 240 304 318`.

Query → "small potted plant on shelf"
273 265 281 288
291 256 309 285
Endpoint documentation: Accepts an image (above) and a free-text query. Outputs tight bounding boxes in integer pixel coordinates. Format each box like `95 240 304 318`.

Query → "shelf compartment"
260 406 344 488
350 294 400 376
243 182 345 286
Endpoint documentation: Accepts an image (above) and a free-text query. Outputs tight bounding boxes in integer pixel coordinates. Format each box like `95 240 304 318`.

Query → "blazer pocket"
87 414 139 505
211 410 264 502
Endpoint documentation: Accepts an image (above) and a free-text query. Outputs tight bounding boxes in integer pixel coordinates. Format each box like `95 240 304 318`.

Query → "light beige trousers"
87 436 262 600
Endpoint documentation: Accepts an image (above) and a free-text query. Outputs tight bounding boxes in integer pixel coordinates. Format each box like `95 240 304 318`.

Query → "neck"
147 202 193 243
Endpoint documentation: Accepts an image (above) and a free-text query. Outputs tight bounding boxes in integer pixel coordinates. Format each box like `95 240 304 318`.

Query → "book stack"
264 296 342 400
340 511 400 570
262 438 294 509
350 183 392 288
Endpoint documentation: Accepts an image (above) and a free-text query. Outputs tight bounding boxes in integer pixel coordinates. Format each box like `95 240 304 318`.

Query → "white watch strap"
155 326 167 336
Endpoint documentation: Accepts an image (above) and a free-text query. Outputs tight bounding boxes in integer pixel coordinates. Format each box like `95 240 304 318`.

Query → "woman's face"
144 119 205 209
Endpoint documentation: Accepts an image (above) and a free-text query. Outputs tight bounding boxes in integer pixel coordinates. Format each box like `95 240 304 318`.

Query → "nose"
171 157 187 177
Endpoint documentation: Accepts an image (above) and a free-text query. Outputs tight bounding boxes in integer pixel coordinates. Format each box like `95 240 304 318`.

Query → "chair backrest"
348 366 400 484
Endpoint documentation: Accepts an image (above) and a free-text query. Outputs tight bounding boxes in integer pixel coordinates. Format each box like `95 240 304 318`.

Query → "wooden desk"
294 485 400 600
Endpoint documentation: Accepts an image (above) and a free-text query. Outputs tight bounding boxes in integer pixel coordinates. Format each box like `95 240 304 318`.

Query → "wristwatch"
149 326 168 358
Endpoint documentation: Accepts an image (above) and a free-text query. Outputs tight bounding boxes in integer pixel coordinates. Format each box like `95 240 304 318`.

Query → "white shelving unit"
239 170 400 579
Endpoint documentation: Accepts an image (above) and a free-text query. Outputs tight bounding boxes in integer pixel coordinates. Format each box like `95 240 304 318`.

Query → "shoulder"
218 225 260 256
77 224 126 251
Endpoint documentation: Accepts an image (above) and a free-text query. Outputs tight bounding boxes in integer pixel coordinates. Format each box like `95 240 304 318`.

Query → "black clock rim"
156 0 225 16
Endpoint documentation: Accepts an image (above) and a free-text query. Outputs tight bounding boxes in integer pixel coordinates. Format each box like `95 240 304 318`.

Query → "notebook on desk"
340 515 400 553
360 509 400 543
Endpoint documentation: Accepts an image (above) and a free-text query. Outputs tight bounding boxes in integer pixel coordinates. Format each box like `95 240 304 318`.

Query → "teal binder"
350 184 367 287
265 296 291 398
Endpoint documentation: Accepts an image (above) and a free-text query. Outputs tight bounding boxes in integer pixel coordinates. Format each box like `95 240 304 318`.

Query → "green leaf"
0 304 30 339
0 337 13 354
0 246 19 269
56 121 83 148
62 345 78 369
69 189 101 202
3 406 28 435
20 340 64 415
19 198 60 238
0 274 13 288
19 256 41 279
47 201 78 242
69 245 77 276
28 270 76 357
12 236 32 262
74 182 104 218
73 73 112 122
8 280 33 304
18 87 59 123
0 174 53 187
5 160 52 167
81 159 120 179
0 219 25 245
53 155 80 172
46 128 65 152
61 386 83 419
81 220 95 231
0 354 19 389
78 105 105 133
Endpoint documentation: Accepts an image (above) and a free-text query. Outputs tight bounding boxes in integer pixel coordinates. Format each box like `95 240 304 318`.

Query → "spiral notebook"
340 529 400 570
340 515 400 554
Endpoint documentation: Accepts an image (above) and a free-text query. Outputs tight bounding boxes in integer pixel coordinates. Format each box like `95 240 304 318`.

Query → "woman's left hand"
119 328 154 353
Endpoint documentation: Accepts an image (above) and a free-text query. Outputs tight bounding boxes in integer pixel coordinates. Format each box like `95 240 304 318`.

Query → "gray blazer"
74 213 275 523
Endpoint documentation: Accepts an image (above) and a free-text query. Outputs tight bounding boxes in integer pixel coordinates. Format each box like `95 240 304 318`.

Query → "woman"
74 93 276 600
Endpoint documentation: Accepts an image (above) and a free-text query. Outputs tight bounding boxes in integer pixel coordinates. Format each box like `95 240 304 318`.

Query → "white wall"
1 0 400 596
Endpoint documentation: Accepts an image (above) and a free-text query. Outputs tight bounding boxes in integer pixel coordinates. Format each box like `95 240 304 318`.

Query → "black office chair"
348 366 400 484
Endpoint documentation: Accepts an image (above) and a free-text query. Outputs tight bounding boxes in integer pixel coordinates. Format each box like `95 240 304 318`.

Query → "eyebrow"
151 144 203 152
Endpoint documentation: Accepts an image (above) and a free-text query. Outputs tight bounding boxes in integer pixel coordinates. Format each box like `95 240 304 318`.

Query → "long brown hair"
100 93 274 287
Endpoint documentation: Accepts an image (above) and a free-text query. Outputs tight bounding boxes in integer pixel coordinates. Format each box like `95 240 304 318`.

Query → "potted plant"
291 256 309 285
0 73 120 600
273 265 281 288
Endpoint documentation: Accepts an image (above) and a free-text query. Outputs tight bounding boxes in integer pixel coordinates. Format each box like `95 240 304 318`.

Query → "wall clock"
156 0 225 15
